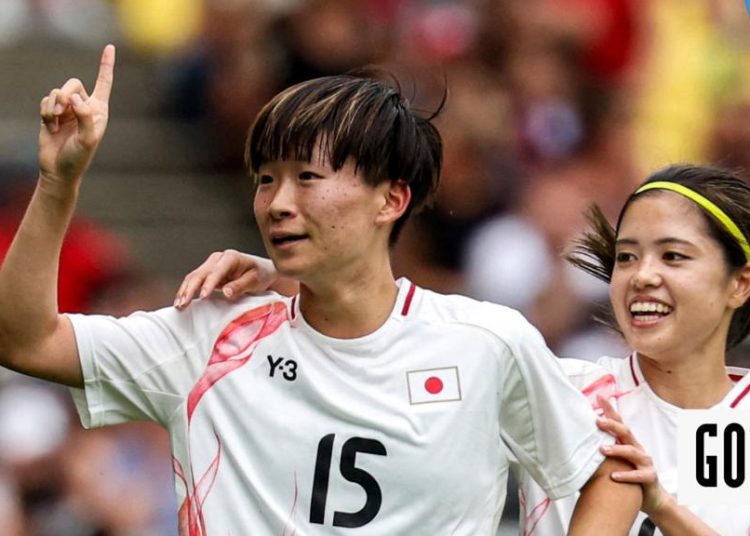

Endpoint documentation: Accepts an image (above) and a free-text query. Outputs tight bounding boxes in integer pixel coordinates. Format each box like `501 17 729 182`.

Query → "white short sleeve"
67 296 277 429
492 309 612 499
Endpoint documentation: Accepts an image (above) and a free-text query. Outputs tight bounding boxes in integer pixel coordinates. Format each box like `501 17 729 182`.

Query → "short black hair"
245 72 443 244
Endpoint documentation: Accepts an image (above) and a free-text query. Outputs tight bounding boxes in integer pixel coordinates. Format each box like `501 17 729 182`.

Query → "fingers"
174 275 201 309
600 442 657 486
601 443 667 517
174 251 229 309
601 444 653 469
40 95 58 133
69 93 97 147
41 88 65 133
39 45 113 134
174 265 213 310
173 250 277 310
597 415 643 450
39 79 91 134
92 44 115 102
200 253 240 299
222 270 263 299
60 78 90 103
609 468 657 484
596 395 622 422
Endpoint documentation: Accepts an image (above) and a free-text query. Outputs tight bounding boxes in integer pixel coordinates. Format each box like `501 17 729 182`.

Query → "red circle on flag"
425 376 443 394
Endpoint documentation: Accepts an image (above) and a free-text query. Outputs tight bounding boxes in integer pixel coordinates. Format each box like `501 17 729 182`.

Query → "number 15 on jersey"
310 434 387 528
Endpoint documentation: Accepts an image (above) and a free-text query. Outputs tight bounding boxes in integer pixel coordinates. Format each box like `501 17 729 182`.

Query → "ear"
374 179 412 226
728 264 750 310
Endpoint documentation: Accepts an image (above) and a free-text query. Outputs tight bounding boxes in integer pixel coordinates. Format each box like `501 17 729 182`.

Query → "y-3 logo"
267 355 298 381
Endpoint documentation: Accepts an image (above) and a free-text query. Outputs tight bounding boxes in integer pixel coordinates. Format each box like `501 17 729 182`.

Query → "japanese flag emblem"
407 366 461 405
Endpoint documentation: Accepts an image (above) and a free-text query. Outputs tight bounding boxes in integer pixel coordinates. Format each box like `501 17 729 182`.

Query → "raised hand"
174 250 279 309
596 395 668 517
38 44 115 187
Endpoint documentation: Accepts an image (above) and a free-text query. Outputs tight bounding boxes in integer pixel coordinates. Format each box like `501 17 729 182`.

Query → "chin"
274 262 305 278
625 333 668 357
272 257 314 281
630 340 674 362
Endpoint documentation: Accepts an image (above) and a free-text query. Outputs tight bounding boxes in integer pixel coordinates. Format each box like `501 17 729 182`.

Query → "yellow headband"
635 181 750 263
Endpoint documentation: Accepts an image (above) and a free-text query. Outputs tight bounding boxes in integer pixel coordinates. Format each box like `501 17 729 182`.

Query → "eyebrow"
615 237 695 247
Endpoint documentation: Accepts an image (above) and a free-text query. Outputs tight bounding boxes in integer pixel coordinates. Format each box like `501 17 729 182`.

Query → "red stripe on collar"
730 382 750 408
401 283 416 316
629 354 639 387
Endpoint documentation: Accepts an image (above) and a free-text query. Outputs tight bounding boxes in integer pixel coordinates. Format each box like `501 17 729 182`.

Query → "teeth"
630 302 672 314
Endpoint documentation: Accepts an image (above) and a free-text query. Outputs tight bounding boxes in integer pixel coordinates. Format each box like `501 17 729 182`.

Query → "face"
610 192 744 363
253 150 397 285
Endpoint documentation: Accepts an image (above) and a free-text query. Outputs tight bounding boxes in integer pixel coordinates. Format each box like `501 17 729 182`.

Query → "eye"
615 251 636 263
299 171 322 181
258 174 273 185
663 251 689 262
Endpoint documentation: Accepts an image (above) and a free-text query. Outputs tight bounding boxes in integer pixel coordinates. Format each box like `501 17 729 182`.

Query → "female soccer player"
179 165 750 535
564 165 750 535
0 46 639 534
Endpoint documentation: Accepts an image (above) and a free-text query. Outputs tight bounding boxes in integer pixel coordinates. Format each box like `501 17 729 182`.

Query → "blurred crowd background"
1 0 750 533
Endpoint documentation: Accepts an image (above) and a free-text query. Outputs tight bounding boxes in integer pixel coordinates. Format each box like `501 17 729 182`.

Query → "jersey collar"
629 353 750 408
288 279 419 350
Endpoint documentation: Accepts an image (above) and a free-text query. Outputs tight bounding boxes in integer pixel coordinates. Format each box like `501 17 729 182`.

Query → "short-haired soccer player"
0 46 639 534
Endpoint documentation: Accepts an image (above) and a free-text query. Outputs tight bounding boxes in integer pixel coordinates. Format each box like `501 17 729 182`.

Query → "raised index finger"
92 44 115 102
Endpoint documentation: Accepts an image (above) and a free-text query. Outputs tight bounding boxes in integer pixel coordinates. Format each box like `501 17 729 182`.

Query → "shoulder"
555 358 617 406
411 288 548 356
558 357 612 383
417 289 538 337
595 354 644 394
178 291 287 319
70 291 291 341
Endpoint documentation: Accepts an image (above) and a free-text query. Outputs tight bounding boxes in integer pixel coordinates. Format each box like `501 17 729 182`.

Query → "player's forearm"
0 177 79 367
568 458 641 535
647 495 718 536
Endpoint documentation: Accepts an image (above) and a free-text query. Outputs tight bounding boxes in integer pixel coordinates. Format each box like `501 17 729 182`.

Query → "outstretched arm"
0 45 115 387
596 396 719 536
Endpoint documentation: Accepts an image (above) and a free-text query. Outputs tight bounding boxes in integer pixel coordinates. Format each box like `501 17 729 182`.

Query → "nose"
262 179 296 220
631 258 661 290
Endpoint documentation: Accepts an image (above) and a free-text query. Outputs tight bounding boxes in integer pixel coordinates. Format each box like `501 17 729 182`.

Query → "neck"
637 351 733 409
298 260 399 339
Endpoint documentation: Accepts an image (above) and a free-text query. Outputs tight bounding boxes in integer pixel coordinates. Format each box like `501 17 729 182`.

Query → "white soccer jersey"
68 279 610 535
518 353 750 536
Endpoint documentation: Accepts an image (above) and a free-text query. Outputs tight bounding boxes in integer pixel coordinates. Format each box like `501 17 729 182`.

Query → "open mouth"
629 301 672 322
270 234 308 246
